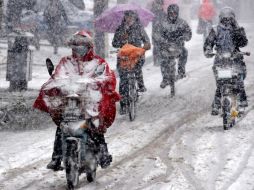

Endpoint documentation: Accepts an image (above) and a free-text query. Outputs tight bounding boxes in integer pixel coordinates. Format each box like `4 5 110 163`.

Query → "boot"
211 102 220 116
137 86 147 92
211 107 219 116
239 88 248 107
176 73 186 80
119 102 127 115
99 144 112 169
160 80 169 89
170 83 175 97
211 95 221 116
46 159 63 171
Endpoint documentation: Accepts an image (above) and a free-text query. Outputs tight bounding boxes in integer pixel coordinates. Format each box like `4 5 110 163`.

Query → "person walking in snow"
112 10 151 114
34 30 120 170
204 7 249 115
43 0 70 54
151 0 166 66
155 4 192 96
197 0 216 41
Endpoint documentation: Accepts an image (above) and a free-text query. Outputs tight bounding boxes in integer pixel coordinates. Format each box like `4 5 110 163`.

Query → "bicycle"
117 44 146 121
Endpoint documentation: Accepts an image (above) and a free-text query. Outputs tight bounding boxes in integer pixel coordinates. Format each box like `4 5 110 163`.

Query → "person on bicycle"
112 10 151 115
34 30 120 170
204 7 248 115
155 4 192 94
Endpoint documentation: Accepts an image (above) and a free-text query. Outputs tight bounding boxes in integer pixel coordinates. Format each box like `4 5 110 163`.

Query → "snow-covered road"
0 22 254 190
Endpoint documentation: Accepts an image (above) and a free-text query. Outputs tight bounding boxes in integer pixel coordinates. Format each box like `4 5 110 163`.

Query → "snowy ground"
0 21 254 190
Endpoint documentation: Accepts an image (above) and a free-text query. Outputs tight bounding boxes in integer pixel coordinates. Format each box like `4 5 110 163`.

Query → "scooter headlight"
222 52 231 58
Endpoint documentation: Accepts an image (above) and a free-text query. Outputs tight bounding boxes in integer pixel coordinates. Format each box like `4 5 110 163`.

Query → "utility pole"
94 0 108 58
0 0 3 31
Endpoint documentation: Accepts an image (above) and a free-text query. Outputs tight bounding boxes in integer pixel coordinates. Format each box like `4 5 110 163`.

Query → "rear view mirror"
46 58 54 76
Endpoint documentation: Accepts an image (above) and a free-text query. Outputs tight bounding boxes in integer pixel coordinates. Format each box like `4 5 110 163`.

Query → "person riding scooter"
204 7 249 115
33 30 120 170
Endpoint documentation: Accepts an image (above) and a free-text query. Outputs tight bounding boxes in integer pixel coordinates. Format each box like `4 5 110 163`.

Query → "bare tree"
94 0 108 58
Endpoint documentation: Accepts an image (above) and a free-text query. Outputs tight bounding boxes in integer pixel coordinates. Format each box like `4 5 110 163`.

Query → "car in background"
8 0 93 47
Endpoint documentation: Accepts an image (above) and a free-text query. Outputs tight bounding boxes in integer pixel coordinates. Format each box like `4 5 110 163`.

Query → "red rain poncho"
33 51 120 133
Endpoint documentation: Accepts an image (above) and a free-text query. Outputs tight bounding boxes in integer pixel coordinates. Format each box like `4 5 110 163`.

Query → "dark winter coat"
204 7 248 57
204 25 248 55
204 23 248 78
155 17 192 58
204 6 249 82
112 21 150 49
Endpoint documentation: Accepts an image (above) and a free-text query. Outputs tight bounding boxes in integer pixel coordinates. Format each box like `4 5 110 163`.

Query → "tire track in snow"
1 34 238 189
94 110 210 190
220 137 254 190
16 105 209 190
217 107 254 190
2 51 215 190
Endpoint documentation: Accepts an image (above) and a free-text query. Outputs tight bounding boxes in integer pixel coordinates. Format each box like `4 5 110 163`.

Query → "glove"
204 49 214 58
177 36 185 43
231 18 238 29
169 29 182 39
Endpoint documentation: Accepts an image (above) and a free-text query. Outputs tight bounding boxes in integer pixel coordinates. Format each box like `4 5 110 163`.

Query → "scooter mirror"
46 58 55 76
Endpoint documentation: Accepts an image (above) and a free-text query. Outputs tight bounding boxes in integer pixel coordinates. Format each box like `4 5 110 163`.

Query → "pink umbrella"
94 3 154 33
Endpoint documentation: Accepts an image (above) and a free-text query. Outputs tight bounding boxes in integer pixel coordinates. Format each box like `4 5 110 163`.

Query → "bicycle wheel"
222 97 231 130
65 138 80 189
128 77 137 121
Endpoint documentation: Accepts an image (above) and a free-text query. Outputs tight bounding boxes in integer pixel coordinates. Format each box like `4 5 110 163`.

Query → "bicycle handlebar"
207 51 251 58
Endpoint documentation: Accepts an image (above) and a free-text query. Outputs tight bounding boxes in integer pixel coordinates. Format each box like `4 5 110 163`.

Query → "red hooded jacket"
33 50 120 133
198 0 216 21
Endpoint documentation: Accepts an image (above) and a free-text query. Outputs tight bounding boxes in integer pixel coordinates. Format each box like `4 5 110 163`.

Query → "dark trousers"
52 127 63 161
117 58 145 107
153 43 161 66
160 47 188 82
178 47 188 76
160 58 176 85
51 123 107 162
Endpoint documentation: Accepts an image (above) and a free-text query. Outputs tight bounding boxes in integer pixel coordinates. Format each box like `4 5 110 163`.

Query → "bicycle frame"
126 70 138 121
